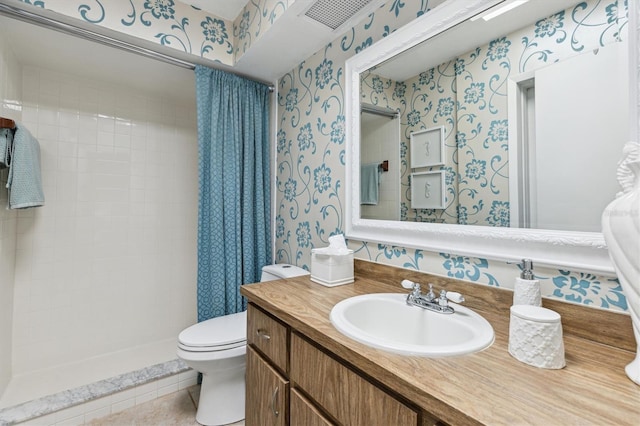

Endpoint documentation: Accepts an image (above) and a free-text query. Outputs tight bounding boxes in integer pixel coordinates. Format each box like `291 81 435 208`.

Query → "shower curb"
0 359 189 426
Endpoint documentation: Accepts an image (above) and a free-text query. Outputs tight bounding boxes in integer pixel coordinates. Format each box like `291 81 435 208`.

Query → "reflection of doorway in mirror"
360 107 401 220
508 41 628 232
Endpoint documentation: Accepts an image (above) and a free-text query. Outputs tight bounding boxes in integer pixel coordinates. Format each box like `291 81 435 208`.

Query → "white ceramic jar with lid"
508 305 565 369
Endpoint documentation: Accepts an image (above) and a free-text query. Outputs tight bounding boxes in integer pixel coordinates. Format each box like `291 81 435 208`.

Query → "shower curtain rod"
0 3 275 92
361 103 399 118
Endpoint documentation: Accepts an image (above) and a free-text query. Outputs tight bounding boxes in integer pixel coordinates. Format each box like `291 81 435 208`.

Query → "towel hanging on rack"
360 163 381 205
5 123 45 209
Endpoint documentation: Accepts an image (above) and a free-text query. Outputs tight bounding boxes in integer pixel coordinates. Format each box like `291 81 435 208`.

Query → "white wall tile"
157 382 179 398
110 397 135 414
0 30 23 395
11 66 198 376
20 412 56 425
83 406 111 423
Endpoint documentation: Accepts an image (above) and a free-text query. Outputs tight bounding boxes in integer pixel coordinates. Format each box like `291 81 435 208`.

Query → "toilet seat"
178 310 247 352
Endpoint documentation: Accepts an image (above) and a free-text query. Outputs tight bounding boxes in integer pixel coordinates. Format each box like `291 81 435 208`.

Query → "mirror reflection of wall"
360 105 400 220
359 0 629 231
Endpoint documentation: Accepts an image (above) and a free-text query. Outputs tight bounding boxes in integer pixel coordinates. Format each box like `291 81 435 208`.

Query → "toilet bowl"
177 264 309 426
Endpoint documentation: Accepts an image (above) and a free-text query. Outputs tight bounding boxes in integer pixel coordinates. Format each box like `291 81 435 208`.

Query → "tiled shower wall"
0 33 22 397
10 65 198 375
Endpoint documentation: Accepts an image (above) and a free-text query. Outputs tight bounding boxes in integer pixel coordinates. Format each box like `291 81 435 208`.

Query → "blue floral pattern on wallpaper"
18 0 234 64
275 0 446 269
276 0 629 313
233 0 293 61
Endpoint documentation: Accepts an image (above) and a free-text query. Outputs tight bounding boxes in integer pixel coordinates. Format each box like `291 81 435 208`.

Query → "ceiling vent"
304 0 375 30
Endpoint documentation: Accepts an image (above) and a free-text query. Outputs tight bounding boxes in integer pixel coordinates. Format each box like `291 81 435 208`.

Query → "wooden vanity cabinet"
290 333 418 425
246 303 429 426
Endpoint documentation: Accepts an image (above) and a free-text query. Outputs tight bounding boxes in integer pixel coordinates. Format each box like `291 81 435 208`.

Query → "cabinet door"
291 333 418 426
290 388 335 426
246 346 289 426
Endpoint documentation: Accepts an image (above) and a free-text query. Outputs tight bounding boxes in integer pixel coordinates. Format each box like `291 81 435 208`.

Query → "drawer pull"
256 328 271 340
271 386 280 417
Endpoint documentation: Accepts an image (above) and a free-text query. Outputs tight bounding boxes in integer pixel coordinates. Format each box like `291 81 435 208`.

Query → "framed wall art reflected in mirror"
410 126 445 168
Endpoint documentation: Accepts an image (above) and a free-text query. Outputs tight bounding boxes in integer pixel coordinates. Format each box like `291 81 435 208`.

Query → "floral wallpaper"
18 0 236 65
275 0 440 266
233 0 295 62
361 0 629 226
18 0 311 69
276 0 630 313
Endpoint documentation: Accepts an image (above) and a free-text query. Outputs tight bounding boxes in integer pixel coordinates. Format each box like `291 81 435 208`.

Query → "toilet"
177 264 309 426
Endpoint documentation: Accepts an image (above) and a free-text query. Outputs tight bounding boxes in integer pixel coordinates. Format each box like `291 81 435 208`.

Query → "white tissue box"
310 249 354 287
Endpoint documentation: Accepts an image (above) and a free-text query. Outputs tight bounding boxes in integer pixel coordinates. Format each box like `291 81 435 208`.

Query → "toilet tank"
261 264 310 282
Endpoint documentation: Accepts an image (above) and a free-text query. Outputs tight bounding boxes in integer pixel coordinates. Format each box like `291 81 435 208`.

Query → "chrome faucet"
401 280 465 314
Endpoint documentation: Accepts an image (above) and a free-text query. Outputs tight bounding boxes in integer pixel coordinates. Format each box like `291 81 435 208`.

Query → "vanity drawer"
247 303 288 373
290 333 418 426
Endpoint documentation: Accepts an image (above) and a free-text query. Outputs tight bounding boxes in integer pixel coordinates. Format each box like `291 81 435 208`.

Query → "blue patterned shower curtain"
195 65 272 322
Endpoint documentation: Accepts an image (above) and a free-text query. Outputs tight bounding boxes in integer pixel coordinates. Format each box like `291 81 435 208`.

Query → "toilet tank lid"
262 264 310 279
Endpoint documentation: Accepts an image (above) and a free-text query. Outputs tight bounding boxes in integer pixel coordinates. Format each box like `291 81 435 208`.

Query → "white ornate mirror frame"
345 0 639 276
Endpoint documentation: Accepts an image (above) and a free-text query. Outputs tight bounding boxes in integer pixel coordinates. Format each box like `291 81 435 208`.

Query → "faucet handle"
401 279 417 289
401 280 422 298
445 291 465 304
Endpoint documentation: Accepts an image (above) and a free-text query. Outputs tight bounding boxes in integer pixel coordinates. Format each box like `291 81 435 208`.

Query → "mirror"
345 0 638 275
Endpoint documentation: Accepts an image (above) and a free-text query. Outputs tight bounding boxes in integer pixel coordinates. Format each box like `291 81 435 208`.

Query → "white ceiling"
181 0 249 21
226 0 387 81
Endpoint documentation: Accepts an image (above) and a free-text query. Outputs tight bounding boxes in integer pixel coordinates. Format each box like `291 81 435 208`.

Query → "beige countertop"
241 271 640 425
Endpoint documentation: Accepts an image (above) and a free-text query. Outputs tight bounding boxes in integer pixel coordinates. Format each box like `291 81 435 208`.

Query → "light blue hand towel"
0 128 11 168
6 123 45 209
360 163 380 205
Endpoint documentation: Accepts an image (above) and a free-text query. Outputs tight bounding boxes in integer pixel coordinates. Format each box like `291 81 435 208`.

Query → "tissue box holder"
310 249 354 287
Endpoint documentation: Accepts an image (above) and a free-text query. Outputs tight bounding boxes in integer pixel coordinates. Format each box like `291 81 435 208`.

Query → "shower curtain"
195 65 272 322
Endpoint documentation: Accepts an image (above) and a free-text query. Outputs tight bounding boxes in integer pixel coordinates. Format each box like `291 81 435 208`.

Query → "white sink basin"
330 293 494 357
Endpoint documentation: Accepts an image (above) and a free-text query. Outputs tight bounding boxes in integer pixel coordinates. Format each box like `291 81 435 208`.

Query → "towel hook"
0 117 16 129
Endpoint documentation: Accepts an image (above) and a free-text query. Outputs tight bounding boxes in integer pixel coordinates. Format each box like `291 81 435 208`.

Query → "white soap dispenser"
513 259 541 306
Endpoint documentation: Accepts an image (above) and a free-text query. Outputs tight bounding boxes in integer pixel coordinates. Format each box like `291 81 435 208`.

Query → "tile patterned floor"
88 386 244 426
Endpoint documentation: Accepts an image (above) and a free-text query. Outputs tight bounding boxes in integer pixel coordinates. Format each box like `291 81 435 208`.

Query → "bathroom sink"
330 293 494 357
